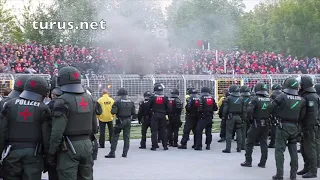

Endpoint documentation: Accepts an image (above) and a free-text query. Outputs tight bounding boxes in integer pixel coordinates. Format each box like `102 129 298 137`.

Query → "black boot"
156 145 160 148
240 161 252 167
178 144 187 149
194 147 202 151
105 153 115 158
173 143 178 147
302 172 317 178
139 145 146 149
206 144 210 150
164 147 168 150
297 169 308 175
150 146 157 151
272 175 283 180
236 148 241 152
122 152 127 158
218 138 225 143
258 162 265 168
222 149 231 153
191 145 195 148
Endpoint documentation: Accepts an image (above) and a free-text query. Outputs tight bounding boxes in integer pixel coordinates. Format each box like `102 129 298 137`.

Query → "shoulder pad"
52 98 69 117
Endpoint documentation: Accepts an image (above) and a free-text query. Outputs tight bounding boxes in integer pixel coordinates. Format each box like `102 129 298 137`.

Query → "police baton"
65 136 77 155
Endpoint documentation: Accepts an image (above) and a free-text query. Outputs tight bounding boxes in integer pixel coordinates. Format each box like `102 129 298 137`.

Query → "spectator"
97 89 115 148
3 88 11 96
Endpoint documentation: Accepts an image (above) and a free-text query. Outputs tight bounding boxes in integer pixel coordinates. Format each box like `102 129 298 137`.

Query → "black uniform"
167 90 183 147
138 91 153 149
269 86 283 148
240 85 251 150
105 88 135 158
241 82 271 168
297 76 319 178
218 89 229 143
148 85 171 150
178 90 200 149
194 87 218 150
0 76 50 180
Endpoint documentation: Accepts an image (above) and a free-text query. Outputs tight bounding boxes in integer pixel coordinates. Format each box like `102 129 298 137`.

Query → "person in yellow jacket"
97 89 115 148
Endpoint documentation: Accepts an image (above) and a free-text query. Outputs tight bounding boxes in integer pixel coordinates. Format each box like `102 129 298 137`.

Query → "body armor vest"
140 100 153 117
115 98 134 117
271 91 283 100
302 93 319 126
151 94 167 114
199 96 214 114
168 97 182 115
227 96 243 114
61 93 94 136
7 98 44 142
186 96 200 114
277 94 303 122
252 96 271 119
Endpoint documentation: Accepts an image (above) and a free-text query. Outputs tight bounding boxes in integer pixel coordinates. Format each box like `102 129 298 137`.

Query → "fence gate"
215 78 242 102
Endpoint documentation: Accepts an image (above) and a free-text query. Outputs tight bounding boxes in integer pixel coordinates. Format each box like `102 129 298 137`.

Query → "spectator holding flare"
97 89 115 148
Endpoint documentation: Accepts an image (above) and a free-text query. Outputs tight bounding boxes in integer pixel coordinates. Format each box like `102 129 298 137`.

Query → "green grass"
97 119 221 140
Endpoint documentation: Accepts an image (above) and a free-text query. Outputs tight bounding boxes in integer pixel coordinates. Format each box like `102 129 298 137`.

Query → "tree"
166 0 245 49
0 0 23 42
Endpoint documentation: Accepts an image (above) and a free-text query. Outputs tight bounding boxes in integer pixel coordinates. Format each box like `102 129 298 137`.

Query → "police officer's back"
178 88 200 149
0 76 51 180
314 83 320 169
269 77 306 180
167 88 183 147
138 91 153 149
241 82 271 168
148 84 171 150
222 84 244 153
296 76 319 178
47 66 97 180
194 87 218 150
269 84 283 148
105 88 135 158
239 85 251 150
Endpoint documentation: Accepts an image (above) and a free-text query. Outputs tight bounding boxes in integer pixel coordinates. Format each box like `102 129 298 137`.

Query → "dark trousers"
151 113 168 148
99 121 113 147
195 116 213 148
180 114 198 145
167 115 181 145
269 125 276 146
140 117 152 147
220 119 226 139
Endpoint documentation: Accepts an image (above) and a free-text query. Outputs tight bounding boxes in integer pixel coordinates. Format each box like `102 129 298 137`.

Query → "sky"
5 0 264 14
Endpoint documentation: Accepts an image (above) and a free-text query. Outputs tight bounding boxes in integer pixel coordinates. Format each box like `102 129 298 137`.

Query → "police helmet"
51 87 63 97
20 76 50 101
154 84 164 92
57 66 84 93
187 87 195 95
143 91 152 99
300 75 316 93
228 84 240 97
240 85 250 96
117 88 128 96
9 75 30 98
282 77 299 95
171 88 179 96
271 84 282 91
254 82 269 96
190 88 198 94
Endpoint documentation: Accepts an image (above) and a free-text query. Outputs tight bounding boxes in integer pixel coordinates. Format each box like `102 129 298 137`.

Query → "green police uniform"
269 77 306 180
297 76 319 178
0 76 51 180
105 88 136 158
315 83 320 168
240 85 251 150
48 66 97 180
269 84 283 148
222 84 244 153
241 82 271 168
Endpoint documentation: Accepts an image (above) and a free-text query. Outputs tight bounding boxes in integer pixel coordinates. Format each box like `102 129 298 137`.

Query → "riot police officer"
138 91 153 149
218 89 229 143
0 76 51 180
0 75 30 111
105 88 135 158
194 87 218 150
222 84 244 153
269 77 306 180
240 85 251 150
241 82 271 168
47 66 97 179
269 84 283 148
297 76 318 178
167 88 183 147
148 84 171 151
178 89 200 149
314 83 320 168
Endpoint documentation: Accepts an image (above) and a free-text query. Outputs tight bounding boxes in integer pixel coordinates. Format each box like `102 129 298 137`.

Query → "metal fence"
1 73 318 100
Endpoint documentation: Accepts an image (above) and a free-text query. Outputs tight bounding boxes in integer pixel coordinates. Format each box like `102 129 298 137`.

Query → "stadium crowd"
0 42 319 76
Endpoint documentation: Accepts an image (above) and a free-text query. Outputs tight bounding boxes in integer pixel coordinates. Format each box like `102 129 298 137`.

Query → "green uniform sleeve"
222 97 229 119
48 98 69 155
247 97 257 119
41 107 52 155
0 103 9 152
111 101 119 115
269 94 283 116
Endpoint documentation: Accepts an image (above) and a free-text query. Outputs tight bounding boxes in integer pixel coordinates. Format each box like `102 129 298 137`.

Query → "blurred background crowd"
0 42 319 77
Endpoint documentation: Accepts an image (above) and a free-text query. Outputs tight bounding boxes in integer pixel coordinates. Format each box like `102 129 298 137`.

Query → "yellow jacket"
97 94 114 122
217 96 225 108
